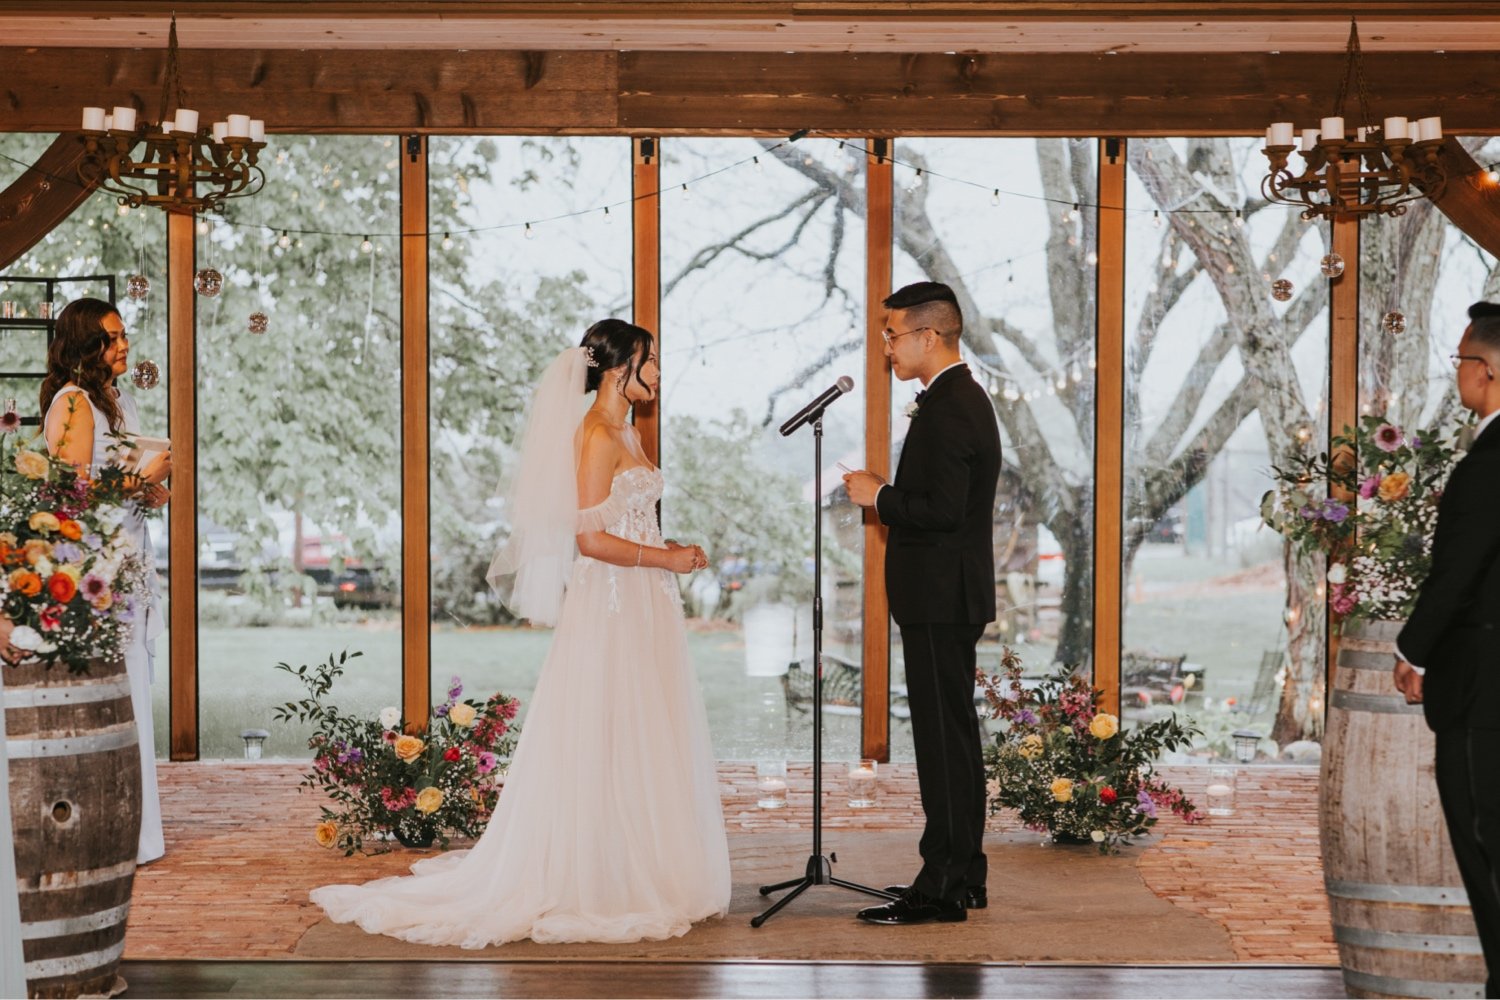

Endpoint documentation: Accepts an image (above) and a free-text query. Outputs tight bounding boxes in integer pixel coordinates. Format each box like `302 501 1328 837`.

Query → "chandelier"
1261 19 1446 220
77 16 266 215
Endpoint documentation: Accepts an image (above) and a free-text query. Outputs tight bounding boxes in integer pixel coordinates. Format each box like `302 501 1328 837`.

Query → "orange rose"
9 570 41 596
46 573 77 603
393 734 425 762
1377 471 1412 502
58 520 82 541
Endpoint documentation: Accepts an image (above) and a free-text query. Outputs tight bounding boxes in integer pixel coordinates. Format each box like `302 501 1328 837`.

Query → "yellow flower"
415 786 444 815
1378 471 1412 502
14 450 48 480
393 734 426 762
23 539 51 565
448 703 477 728
314 821 338 849
1089 713 1119 740
1018 733 1045 760
0 532 17 548
1050 777 1074 802
28 512 60 534
57 563 82 584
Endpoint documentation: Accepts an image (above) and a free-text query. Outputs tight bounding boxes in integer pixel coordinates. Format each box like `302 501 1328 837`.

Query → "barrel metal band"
5 722 137 759
1337 650 1399 672
21 901 132 940
18 859 136 894
1341 619 1406 642
1342 969 1484 999
1330 689 1425 715
1326 878 1471 905
1335 924 1484 954
2 675 132 709
23 939 126 981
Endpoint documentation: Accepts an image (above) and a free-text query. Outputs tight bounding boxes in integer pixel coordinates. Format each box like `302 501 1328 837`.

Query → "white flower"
378 706 402 730
34 558 53 578
903 402 920 419
1326 563 1346 585
94 505 126 532
36 642 55 655
9 625 42 651
1090 830 1106 843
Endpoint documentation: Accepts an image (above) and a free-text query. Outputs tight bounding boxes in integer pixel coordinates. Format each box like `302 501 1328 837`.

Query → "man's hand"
0 616 23 666
842 470 886 508
1393 658 1424 704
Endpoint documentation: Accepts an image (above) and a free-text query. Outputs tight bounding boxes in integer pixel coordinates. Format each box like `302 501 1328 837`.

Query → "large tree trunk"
1274 544 1326 745
1053 510 1093 667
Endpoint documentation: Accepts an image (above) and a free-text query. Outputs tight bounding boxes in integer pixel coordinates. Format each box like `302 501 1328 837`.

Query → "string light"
277 230 291 249
753 156 762 172
681 183 691 199
441 232 454 250
359 235 372 253
1152 210 1163 228
602 206 613 224
197 218 209 234
991 189 1000 206
1234 209 1245 229
524 222 534 239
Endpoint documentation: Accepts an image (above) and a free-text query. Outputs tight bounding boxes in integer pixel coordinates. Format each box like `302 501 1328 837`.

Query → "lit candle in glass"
847 759 878 808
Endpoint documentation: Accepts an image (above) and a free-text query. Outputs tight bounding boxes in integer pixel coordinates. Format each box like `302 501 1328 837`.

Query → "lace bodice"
577 466 664 545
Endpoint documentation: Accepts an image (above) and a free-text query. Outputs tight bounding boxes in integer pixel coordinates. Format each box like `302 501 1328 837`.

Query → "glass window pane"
1 132 169 756
428 136 633 720
1122 137 1329 761
892 138 1098 762
661 138 866 762
196 136 402 758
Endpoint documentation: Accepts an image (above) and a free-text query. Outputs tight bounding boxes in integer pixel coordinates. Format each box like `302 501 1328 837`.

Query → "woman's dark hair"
40 297 124 432
580 318 655 395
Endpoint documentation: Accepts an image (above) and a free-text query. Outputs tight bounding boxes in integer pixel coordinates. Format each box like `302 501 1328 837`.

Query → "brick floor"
124 760 1336 963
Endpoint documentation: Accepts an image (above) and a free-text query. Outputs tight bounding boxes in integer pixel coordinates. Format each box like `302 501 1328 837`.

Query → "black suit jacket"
876 364 1002 626
1397 416 1500 732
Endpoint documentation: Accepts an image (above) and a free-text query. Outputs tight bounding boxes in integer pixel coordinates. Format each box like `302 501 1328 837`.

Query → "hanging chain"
1331 18 1374 128
156 14 187 124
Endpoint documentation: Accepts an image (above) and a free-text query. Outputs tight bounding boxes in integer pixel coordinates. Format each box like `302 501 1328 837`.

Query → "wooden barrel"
4 656 140 999
1322 619 1486 999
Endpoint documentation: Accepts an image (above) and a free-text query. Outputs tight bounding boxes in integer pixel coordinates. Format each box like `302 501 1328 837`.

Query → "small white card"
124 435 170 474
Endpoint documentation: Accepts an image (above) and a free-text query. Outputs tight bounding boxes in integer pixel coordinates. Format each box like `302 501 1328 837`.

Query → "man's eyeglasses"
881 326 934 347
1450 353 1491 370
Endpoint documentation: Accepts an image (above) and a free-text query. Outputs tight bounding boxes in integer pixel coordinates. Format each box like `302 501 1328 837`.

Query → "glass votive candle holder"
1 301 13 318
756 760 788 810
847 758 878 808
1205 764 1237 817
37 301 53 320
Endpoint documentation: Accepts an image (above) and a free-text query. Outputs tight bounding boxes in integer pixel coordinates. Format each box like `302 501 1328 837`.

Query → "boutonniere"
903 401 920 419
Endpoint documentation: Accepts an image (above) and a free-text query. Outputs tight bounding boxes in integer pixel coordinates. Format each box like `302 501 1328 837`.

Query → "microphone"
779 376 855 436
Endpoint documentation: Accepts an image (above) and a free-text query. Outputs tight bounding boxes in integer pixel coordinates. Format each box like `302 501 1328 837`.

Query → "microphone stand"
752 411 896 928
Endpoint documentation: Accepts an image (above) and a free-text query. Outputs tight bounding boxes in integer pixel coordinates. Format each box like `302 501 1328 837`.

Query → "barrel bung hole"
51 800 73 825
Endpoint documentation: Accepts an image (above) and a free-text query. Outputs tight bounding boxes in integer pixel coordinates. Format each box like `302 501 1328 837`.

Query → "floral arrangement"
980 648 1200 853
1261 415 1460 622
273 650 521 855
0 407 148 672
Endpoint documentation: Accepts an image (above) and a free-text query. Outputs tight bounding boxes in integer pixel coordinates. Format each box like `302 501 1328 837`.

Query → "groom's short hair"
884 281 962 344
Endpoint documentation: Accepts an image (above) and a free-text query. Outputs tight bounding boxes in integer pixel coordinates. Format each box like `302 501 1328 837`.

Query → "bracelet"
636 543 643 567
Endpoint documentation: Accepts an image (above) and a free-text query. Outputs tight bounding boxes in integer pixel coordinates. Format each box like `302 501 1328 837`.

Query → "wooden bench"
782 652 864 719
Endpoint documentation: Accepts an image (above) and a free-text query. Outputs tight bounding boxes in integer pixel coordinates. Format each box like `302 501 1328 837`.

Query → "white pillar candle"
248 119 265 142
226 114 251 138
1417 116 1443 141
1383 116 1408 140
172 109 199 134
111 106 137 131
1206 783 1233 798
1300 128 1320 151
1321 116 1345 141
81 107 106 131
160 119 175 134
212 121 228 143
103 114 113 131
1269 122 1295 147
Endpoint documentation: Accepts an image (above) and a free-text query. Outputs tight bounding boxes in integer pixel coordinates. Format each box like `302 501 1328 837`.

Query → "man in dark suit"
844 281 1002 925
1395 301 1500 996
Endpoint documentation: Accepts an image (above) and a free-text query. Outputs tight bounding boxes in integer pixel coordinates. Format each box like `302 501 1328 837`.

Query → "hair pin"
582 346 599 368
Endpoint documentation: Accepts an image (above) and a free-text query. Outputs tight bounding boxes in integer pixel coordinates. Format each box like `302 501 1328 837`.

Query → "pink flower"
476 751 498 775
1374 423 1404 452
1330 583 1358 616
39 604 64 631
1358 474 1382 499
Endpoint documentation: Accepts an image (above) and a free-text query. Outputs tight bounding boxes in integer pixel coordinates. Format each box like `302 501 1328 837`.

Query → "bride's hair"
40 297 125 432
580 318 654 395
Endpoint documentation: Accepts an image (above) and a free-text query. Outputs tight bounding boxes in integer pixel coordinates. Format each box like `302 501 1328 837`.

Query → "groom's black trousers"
900 622 988 903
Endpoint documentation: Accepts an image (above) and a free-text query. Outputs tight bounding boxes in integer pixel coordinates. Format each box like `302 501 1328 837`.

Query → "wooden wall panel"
1092 138 1126 717
401 135 431 731
166 210 198 761
861 140 893 762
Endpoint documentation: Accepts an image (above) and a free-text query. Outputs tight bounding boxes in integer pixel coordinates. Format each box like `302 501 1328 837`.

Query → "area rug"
291 831 1234 963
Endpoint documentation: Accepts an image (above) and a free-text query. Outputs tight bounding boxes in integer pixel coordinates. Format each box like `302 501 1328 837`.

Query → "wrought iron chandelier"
1261 19 1446 221
77 16 266 215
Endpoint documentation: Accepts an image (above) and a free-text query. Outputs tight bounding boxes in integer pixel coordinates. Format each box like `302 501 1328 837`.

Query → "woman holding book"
35 297 172 864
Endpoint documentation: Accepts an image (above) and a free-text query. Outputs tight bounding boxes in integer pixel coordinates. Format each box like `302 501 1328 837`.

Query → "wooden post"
633 136 661 465
862 138 893 762
1092 138 1127 717
166 210 198 761
400 135 431 730
1327 214 1360 704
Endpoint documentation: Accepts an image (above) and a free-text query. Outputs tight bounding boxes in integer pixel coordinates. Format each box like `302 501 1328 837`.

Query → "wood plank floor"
118 960 1346 999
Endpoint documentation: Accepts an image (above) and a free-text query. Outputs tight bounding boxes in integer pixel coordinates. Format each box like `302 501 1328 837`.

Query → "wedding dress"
310 463 732 946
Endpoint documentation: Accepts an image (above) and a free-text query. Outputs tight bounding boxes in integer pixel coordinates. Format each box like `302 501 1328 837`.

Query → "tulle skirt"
310 558 732 947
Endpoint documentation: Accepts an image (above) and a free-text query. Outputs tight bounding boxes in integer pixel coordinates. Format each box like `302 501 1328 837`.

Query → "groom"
844 281 1002 925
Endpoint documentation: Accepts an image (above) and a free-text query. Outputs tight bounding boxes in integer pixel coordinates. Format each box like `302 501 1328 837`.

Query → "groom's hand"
842 470 885 508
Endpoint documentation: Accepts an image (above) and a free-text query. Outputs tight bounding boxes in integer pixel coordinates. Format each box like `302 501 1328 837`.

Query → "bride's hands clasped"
663 540 709 575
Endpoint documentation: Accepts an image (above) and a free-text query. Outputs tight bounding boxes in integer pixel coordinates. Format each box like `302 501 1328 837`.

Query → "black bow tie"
915 389 928 404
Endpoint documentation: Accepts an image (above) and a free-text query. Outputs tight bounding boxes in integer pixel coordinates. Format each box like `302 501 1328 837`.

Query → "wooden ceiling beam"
3 48 1499 135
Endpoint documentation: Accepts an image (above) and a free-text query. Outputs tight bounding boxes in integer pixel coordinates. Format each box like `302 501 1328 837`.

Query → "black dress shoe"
858 887 967 925
882 883 987 910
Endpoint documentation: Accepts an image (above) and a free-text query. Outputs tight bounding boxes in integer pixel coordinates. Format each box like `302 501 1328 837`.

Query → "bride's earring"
616 370 629 394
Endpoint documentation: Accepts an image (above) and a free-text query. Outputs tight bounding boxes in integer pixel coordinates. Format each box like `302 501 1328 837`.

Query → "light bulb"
197 219 209 235
681 183 690 199
524 223 534 240
991 189 1000 206
1234 210 1245 228
753 156 762 172
602 207 613 225
277 231 292 249
360 235 373 254
1152 210 1163 228
441 232 454 250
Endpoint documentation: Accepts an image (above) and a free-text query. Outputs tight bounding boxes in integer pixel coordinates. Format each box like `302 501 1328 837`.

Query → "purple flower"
1321 500 1349 523
1012 709 1039 726
82 532 103 549
1136 788 1158 818
52 541 82 564
448 675 463 699
1410 435 1421 448
1374 423 1404 452
1299 506 1319 520
1358 474 1382 499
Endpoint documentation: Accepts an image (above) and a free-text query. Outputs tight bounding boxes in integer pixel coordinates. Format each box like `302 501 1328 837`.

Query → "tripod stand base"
750 853 897 928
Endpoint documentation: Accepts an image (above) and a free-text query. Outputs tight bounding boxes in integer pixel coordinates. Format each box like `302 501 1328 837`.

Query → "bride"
311 319 732 947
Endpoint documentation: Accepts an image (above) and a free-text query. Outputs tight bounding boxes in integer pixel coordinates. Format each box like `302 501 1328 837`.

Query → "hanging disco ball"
193 268 223 297
1381 310 1407 335
125 274 151 301
1271 278 1294 302
248 311 269 335
1319 253 1346 279
130 360 160 390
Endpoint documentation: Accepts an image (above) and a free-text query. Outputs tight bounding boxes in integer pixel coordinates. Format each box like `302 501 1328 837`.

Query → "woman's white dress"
311 466 732 946
45 385 165 865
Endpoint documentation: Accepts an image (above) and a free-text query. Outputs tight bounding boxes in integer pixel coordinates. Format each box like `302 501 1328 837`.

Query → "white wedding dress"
311 465 732 947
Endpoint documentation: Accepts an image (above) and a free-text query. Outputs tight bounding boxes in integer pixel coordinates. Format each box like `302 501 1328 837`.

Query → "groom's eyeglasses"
881 326 933 347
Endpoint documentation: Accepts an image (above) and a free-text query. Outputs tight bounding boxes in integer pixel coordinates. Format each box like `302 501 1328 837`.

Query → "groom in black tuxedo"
844 281 1001 925
1395 301 1500 996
